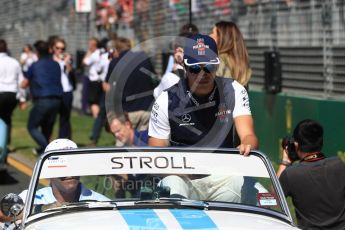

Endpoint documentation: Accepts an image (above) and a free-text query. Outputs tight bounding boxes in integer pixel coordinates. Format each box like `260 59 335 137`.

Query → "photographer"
277 119 345 230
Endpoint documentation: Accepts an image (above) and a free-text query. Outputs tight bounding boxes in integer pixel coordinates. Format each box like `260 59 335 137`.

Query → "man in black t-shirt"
277 119 345 230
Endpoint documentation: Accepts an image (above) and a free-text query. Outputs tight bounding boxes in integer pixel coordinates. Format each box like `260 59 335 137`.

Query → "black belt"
0 92 16 94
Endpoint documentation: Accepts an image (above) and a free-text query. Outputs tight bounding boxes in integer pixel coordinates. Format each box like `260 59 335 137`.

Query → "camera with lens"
281 136 299 162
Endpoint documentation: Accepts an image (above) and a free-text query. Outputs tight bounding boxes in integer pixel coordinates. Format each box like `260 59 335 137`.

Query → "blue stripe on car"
170 209 218 229
119 209 167 229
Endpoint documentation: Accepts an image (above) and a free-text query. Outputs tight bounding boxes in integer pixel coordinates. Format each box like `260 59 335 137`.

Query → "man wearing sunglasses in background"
148 34 258 155
51 37 75 140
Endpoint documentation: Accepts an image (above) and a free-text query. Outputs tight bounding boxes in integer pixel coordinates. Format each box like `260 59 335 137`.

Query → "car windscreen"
30 150 284 217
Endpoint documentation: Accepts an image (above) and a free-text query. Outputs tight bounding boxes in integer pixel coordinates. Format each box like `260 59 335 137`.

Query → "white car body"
3 148 300 230
24 210 297 230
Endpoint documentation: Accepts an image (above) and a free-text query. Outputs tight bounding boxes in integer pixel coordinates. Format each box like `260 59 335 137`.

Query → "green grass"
10 103 115 164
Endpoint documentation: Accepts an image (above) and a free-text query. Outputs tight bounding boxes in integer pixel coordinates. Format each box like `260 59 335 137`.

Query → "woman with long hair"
210 21 251 87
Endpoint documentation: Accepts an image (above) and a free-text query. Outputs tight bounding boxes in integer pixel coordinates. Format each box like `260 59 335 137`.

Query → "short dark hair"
0 39 8 53
34 40 50 57
172 23 199 50
99 37 109 49
179 23 199 38
293 119 323 152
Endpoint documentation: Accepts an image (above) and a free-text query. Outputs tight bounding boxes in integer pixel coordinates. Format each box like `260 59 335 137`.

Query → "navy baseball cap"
183 34 220 66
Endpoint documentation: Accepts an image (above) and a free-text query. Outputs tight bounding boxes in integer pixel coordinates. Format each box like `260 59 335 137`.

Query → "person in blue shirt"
21 40 63 155
108 112 148 147
0 139 109 227
19 139 109 205
107 113 148 198
19 177 110 207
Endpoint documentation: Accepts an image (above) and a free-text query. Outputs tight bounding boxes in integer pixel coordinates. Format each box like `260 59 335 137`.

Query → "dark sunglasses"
55 46 65 51
187 64 218 74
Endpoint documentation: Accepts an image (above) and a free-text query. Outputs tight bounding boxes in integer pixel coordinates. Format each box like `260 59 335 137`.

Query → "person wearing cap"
154 23 199 99
0 139 110 225
148 34 258 155
148 34 258 202
19 139 110 204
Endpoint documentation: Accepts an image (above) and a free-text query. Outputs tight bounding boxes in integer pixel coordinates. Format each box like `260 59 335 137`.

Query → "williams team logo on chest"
215 103 231 123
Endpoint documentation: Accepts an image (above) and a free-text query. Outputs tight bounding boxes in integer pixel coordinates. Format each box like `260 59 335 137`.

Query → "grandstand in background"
140 0 345 99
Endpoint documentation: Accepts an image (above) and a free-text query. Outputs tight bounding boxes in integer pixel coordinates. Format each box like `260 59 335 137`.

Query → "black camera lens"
281 136 299 162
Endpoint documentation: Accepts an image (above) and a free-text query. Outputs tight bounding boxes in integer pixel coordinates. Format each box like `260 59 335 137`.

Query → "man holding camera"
277 119 345 230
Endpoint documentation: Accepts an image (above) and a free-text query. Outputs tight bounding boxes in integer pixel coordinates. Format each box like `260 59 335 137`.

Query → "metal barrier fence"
0 0 94 65
134 0 345 99
0 0 344 99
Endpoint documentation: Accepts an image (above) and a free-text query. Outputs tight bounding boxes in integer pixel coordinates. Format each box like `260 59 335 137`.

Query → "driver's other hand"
237 144 251 156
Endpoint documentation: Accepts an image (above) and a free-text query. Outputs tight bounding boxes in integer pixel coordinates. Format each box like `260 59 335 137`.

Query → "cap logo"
193 38 209 56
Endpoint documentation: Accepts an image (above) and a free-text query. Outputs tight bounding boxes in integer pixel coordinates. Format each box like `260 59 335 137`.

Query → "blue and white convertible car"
1 148 299 229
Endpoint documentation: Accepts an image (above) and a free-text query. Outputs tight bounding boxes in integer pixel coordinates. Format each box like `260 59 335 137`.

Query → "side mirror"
1 193 24 218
